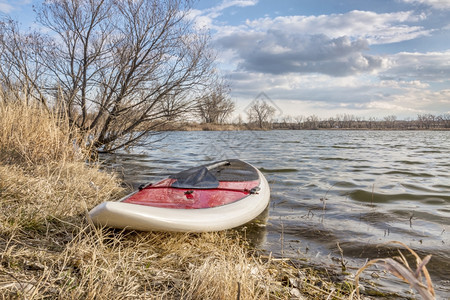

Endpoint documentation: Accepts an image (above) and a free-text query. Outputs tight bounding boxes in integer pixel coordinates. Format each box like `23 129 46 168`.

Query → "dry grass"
0 174 288 298
0 101 294 299
0 166 284 299
354 241 435 300
3 100 436 299
0 101 90 166
1 226 285 299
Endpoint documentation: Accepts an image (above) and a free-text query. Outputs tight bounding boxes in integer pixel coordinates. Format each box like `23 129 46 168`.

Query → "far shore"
158 122 450 132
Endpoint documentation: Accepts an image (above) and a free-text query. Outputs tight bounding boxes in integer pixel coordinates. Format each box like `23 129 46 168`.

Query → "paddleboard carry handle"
206 161 230 171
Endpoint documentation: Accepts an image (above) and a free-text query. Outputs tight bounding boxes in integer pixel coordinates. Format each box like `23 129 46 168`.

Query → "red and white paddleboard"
88 160 270 232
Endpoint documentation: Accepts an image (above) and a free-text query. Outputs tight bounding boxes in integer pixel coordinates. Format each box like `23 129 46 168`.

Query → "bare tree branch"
196 82 235 124
0 0 216 152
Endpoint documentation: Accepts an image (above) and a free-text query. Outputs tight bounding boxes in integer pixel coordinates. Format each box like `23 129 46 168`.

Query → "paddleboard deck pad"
88 159 270 232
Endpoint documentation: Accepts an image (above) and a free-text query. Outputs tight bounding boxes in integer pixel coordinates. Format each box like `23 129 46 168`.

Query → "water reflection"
100 130 450 298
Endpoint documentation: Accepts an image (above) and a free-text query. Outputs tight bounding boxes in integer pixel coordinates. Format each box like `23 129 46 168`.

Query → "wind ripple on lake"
102 130 450 297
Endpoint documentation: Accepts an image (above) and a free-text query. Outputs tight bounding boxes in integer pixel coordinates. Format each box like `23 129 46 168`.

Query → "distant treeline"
269 113 450 130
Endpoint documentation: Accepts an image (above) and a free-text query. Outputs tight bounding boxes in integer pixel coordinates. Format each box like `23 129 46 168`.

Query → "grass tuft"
354 240 435 300
0 101 91 166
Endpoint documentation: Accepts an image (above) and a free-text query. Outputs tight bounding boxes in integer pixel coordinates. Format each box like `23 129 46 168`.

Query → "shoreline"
0 159 358 299
0 102 436 299
0 102 354 299
158 122 450 132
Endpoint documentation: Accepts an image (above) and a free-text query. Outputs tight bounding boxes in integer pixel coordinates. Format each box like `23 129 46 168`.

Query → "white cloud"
0 0 32 14
206 9 433 77
367 88 450 115
243 10 431 45
403 0 450 10
228 71 380 103
217 0 258 11
0 2 14 13
192 2 449 118
188 9 213 29
382 51 450 81
380 80 429 88
190 0 258 30
215 29 389 76
227 65 450 118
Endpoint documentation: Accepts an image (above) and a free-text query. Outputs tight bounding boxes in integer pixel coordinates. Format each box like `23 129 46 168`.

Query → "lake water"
101 130 450 298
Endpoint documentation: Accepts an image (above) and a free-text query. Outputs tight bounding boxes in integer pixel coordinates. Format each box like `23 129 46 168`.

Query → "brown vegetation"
0 101 438 299
0 0 218 152
0 101 284 299
0 101 330 299
196 83 236 124
158 113 450 132
274 113 450 130
247 99 277 129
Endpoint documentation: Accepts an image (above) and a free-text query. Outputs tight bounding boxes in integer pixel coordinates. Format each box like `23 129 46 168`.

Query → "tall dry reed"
354 241 435 300
0 101 89 166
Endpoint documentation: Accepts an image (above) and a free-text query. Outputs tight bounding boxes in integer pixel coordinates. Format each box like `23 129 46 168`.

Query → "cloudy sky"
4 0 450 119
192 0 450 119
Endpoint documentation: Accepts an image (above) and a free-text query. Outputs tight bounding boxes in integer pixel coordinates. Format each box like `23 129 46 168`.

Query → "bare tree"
279 115 293 129
417 113 436 129
246 99 276 129
196 83 235 124
0 18 48 106
326 116 337 129
304 114 319 129
367 116 377 129
294 115 304 129
440 113 450 128
384 115 397 128
0 0 216 152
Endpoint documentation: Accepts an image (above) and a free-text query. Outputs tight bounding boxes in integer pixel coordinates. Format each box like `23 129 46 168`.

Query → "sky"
3 0 450 120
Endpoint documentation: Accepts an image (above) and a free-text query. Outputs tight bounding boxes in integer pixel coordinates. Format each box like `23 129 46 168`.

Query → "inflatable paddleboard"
88 159 270 232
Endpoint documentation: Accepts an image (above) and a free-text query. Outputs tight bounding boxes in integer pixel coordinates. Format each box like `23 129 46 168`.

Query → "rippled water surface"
102 130 450 297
